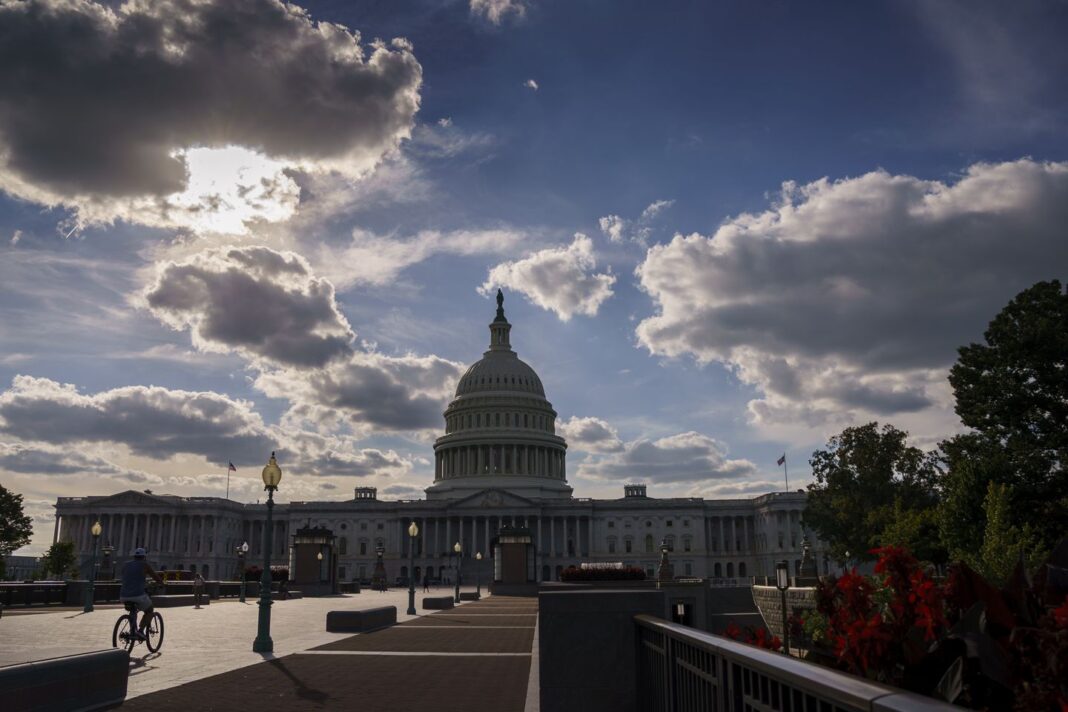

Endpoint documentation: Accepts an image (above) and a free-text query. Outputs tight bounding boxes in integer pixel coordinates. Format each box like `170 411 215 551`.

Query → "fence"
635 615 954 712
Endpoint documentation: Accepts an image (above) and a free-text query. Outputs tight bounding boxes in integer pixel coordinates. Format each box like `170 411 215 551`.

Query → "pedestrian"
193 572 205 609
423 573 430 592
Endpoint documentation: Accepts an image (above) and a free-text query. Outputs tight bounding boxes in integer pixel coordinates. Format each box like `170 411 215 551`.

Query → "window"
361 522 368 531
726 562 734 577
683 520 689 527
607 521 615 528
646 520 652 528
339 567 346 580
666 520 673 527
625 539 632 553
495 413 500 426
683 537 691 553
684 563 692 576
339 537 347 555
377 523 383 530
360 542 367 555
714 563 722 577
608 539 616 554
645 534 654 553
739 562 747 577
524 414 529 427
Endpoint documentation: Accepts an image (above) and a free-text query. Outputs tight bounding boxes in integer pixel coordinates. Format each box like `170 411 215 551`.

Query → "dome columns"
434 443 566 480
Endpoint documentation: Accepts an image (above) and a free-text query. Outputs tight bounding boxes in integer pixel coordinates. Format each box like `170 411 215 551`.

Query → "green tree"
804 422 942 563
963 481 1047 586
40 540 77 580
943 280 1068 551
0 483 34 578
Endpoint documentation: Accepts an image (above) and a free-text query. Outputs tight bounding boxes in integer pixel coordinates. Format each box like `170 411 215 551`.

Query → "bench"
459 592 481 601
422 596 454 610
152 594 207 608
326 606 397 633
1 648 129 712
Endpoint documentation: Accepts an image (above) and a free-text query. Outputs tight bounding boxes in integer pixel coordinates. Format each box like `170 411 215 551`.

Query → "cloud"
0 442 162 484
558 416 624 453
381 483 424 498
0 0 422 231
471 0 527 25
635 159 1068 426
317 227 526 290
0 375 275 465
480 234 615 321
524 79 539 91
255 351 465 435
598 199 674 244
575 431 757 484
143 246 354 368
10 229 21 246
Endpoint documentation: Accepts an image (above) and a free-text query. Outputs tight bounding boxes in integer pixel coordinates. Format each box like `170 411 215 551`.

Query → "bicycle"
112 603 164 653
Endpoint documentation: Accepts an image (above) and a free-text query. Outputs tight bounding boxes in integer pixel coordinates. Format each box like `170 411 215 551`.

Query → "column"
117 514 126 554
170 515 177 552
482 516 489 556
446 516 452 551
549 517 556 557
587 516 593 557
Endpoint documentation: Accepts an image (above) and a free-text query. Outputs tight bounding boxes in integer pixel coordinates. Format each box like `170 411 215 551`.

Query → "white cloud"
317 227 527 290
0 0 422 233
598 215 626 243
598 198 674 245
575 431 757 484
480 234 615 321
558 416 624 453
471 0 528 25
635 159 1068 429
10 229 21 246
524 79 539 91
640 199 676 220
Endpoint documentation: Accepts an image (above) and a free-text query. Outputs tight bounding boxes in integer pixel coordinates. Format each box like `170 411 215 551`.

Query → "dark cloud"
636 159 1068 425
305 448 410 478
144 246 354 368
0 375 275 465
0 0 421 221
575 432 757 484
0 442 160 483
381 483 423 498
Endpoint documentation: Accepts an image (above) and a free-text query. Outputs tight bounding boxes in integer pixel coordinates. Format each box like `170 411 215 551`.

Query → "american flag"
228 461 236 472
776 454 786 466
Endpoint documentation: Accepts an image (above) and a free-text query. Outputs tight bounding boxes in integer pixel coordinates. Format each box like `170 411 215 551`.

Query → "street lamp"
475 551 482 598
83 521 102 613
237 542 249 602
775 560 790 655
453 541 462 603
317 550 324 583
253 452 282 653
407 521 419 615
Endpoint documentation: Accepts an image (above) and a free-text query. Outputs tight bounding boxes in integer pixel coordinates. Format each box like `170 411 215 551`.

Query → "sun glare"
168 146 300 234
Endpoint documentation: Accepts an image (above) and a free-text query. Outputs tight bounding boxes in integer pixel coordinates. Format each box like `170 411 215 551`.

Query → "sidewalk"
0 586 483 700
118 596 539 711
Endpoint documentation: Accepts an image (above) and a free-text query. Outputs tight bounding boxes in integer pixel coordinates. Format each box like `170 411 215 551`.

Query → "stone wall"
751 584 817 640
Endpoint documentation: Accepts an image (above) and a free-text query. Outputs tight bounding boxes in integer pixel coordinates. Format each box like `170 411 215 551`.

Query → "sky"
2 0 1067 554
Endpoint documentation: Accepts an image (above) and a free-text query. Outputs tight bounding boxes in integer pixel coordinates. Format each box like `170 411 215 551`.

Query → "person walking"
423 573 431 592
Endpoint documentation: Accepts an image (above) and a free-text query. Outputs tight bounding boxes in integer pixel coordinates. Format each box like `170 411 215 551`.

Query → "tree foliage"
0 483 34 555
960 481 1047 587
943 279 1068 552
40 540 77 579
804 423 943 563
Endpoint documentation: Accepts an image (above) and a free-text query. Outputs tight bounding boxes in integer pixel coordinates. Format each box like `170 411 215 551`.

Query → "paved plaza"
0 586 542 710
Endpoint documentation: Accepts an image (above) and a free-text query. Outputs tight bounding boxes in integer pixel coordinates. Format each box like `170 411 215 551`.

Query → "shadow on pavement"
268 657 332 706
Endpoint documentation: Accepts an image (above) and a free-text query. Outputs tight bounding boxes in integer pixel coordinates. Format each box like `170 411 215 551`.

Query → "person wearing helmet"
119 548 164 640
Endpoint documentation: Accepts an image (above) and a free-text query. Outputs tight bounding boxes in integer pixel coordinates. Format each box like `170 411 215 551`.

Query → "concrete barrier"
152 594 207 608
539 589 665 712
1 648 129 712
422 596 454 610
459 591 481 601
326 606 397 633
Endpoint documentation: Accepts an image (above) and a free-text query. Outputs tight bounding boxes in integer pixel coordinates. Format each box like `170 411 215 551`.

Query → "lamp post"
317 550 324 583
475 551 482 598
407 522 419 615
253 452 281 653
83 521 102 613
453 541 462 603
237 541 249 602
775 560 790 655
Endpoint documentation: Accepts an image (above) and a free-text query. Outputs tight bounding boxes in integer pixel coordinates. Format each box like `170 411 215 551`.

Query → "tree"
944 280 1068 551
804 422 943 563
963 481 1047 587
40 540 77 580
0 484 34 576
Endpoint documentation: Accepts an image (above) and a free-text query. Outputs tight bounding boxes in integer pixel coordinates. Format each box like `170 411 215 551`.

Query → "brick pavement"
117 596 539 711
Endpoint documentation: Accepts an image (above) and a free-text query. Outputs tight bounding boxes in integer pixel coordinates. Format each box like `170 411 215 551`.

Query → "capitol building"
54 293 817 584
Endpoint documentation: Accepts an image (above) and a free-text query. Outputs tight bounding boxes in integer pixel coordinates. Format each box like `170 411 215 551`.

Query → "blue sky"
2 0 1067 553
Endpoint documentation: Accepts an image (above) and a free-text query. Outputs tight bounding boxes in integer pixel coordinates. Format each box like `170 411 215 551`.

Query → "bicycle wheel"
113 615 135 652
145 612 165 652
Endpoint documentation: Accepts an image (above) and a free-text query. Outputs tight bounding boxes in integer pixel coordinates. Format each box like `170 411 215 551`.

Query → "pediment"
449 488 537 510
97 490 171 508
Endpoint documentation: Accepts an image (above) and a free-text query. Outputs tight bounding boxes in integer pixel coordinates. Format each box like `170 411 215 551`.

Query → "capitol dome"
426 290 571 501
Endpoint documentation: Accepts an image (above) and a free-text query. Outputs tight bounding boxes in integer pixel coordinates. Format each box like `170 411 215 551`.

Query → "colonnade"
434 444 565 479
393 512 593 562
703 514 758 554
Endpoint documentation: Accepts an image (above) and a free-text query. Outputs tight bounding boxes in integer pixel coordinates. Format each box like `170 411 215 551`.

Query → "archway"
542 564 550 581
726 562 734 577
738 562 746 577
713 562 722 577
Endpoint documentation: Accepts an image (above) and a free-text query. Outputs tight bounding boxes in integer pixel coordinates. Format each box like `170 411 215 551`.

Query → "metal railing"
635 615 955 712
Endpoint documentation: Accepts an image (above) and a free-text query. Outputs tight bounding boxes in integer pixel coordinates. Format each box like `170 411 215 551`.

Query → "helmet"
134 547 147 558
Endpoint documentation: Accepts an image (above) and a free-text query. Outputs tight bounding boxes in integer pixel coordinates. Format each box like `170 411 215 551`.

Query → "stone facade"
54 293 825 583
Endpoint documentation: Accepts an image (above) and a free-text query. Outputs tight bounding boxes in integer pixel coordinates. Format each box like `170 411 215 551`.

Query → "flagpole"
784 457 789 491
226 465 230 500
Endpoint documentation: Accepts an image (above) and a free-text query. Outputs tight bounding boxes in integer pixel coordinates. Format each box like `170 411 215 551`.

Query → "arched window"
542 565 551 581
714 562 722 577
339 537 347 555
645 535 654 553
625 538 633 553
665 535 675 549
682 536 692 552
726 562 734 577
202 564 209 578
739 562 747 577
554 565 563 581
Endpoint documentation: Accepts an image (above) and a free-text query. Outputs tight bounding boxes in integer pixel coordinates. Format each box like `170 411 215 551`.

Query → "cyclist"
119 548 164 640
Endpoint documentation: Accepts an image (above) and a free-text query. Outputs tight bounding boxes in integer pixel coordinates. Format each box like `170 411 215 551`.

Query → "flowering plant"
725 622 782 651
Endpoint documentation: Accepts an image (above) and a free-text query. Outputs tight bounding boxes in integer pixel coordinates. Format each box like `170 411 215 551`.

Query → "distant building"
55 293 823 582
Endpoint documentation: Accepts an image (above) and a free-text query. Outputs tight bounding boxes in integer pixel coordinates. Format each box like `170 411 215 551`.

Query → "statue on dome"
496 288 506 319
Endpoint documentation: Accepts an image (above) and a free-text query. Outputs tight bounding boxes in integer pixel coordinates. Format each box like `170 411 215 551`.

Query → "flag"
776 454 786 466
228 461 237 472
